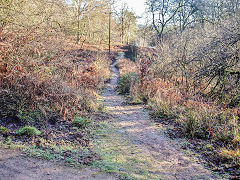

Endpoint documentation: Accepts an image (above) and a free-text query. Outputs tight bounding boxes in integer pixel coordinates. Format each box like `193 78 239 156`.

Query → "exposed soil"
100 52 219 179
0 118 90 146
0 117 100 168
0 148 115 180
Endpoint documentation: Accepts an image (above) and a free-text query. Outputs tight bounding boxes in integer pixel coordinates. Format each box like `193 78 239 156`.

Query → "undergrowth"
16 126 41 137
72 116 90 128
0 26 111 125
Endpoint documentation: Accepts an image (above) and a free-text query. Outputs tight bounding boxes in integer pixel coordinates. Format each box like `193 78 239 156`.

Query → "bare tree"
176 0 199 32
118 5 137 45
147 0 182 40
71 0 91 44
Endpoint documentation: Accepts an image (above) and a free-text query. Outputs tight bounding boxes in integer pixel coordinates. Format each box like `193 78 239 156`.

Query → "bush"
213 110 239 144
183 110 198 138
117 73 139 95
148 98 170 118
122 45 138 62
0 126 10 135
16 126 41 136
72 117 90 128
0 29 112 123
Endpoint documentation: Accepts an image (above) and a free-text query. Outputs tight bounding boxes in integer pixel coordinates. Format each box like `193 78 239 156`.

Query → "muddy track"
101 52 218 180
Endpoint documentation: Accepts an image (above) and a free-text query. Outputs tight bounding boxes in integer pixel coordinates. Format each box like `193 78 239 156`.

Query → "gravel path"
101 52 217 180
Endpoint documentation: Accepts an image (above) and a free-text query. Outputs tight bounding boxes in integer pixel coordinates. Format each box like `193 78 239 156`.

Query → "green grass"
16 126 41 136
117 72 139 95
0 126 10 134
72 116 90 128
16 110 43 125
0 136 93 168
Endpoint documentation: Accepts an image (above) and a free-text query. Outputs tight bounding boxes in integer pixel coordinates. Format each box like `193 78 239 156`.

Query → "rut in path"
101 52 217 180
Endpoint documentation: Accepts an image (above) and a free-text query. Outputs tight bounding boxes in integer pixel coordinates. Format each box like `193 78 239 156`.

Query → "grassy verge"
92 120 163 180
0 140 95 167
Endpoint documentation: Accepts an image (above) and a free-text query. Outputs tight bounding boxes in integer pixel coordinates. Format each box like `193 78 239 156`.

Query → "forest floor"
0 51 222 180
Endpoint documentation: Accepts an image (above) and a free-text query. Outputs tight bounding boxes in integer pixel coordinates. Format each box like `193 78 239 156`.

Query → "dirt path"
99 52 218 180
0 148 116 180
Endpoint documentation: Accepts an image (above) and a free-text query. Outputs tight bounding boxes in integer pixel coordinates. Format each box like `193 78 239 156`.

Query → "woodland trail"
0 52 218 180
99 52 218 180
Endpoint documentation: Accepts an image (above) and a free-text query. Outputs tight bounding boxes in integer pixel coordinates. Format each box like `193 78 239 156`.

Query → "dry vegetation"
0 0 122 166
0 0 131 126
0 23 113 164
0 27 112 125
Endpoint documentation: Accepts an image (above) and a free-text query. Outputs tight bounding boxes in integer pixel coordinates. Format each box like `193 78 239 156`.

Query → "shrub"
122 45 138 62
0 126 10 135
148 98 170 118
147 88 182 119
0 28 112 122
117 72 139 95
213 110 239 144
219 148 240 165
0 0 113 123
16 126 41 136
16 110 42 125
183 110 198 138
72 117 90 128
